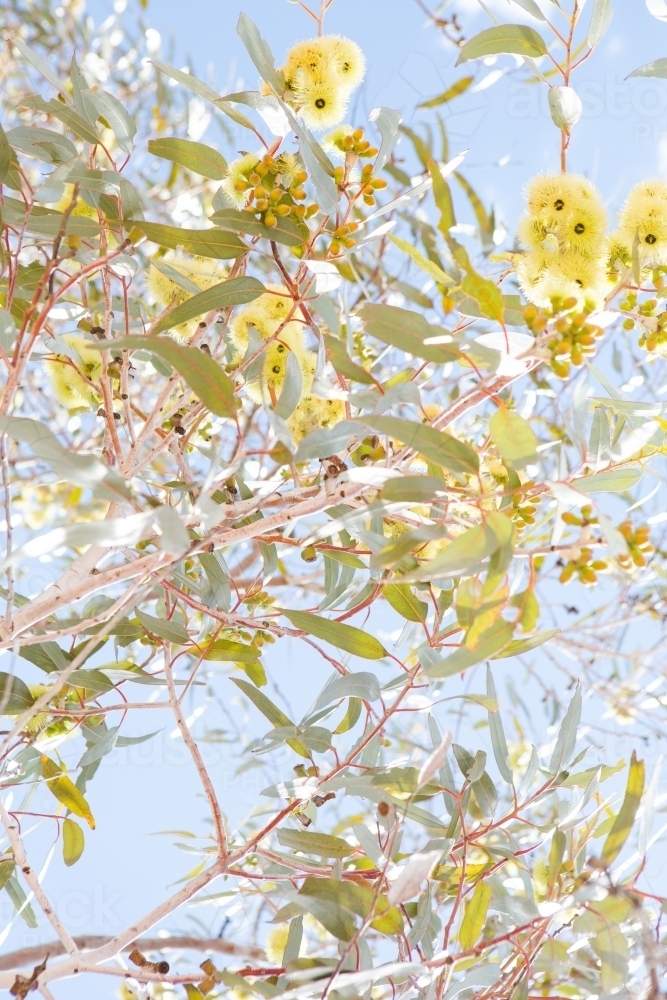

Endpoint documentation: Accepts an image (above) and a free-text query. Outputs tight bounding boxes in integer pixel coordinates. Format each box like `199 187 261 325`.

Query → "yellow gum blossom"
287 394 346 443
44 334 103 409
281 35 365 131
147 252 227 341
229 284 304 356
617 183 667 268
244 340 315 406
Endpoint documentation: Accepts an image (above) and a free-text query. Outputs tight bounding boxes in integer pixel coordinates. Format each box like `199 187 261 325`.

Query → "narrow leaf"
148 137 228 179
40 756 96 829
281 609 387 660
601 752 645 865
456 25 548 65
459 881 492 949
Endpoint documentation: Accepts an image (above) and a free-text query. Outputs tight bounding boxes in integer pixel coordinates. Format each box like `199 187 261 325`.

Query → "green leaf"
456 25 548 65
231 677 293 728
418 77 475 108
389 235 455 286
426 621 514 677
429 158 456 235
236 13 283 95
383 583 428 623
0 123 10 184
94 337 236 420
313 671 381 709
19 95 99 144
62 817 85 866
362 416 478 475
134 610 190 644
360 304 459 366
5 874 37 928
299 877 403 936
0 859 15 892
148 137 228 179
588 0 613 46
382 475 447 503
0 414 130 504
211 208 306 248
281 610 387 660
333 697 362 734
88 90 136 153
491 629 559 659
40 756 96 829
278 829 355 858
7 126 78 164
128 220 248 259
412 522 500 581
574 466 643 494
0 673 35 715
200 639 261 664
627 58 667 79
460 272 504 322
459 881 492 949
549 684 581 775
324 334 375 384
509 0 547 20
150 276 265 335
601 751 645 865
489 409 538 469
12 38 74 107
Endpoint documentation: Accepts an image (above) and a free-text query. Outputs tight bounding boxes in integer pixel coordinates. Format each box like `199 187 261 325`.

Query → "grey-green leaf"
549 684 582 774
150 277 265 335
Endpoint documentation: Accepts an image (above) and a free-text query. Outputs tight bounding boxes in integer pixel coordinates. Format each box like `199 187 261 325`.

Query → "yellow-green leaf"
601 751 645 865
62 817 85 867
150 276 265 335
278 829 354 858
281 609 387 660
419 77 474 108
456 25 548 65
489 409 538 469
363 416 479 476
383 583 428 623
458 880 491 949
148 137 228 179
460 271 504 322
389 235 455 287
92 336 236 420
40 756 95 829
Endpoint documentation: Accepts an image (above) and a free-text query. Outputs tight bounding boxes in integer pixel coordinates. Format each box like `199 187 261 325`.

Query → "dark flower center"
272 365 281 374
315 98 326 109
554 199 564 211
646 234 657 245
574 223 585 234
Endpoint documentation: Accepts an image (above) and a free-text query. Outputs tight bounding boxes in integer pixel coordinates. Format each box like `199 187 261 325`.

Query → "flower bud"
548 86 583 132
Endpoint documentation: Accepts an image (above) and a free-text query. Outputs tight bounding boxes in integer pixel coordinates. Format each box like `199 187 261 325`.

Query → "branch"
0 936 264 973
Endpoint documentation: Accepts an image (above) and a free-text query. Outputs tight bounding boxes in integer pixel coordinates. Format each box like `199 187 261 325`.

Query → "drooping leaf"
0 123 10 184
40 756 96 829
92 337 236 419
601 752 645 865
134 610 190 645
62 817 85 866
281 610 387 660
456 25 548 65
231 677 293 729
312 671 381 710
458 881 492 949
148 137 228 179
